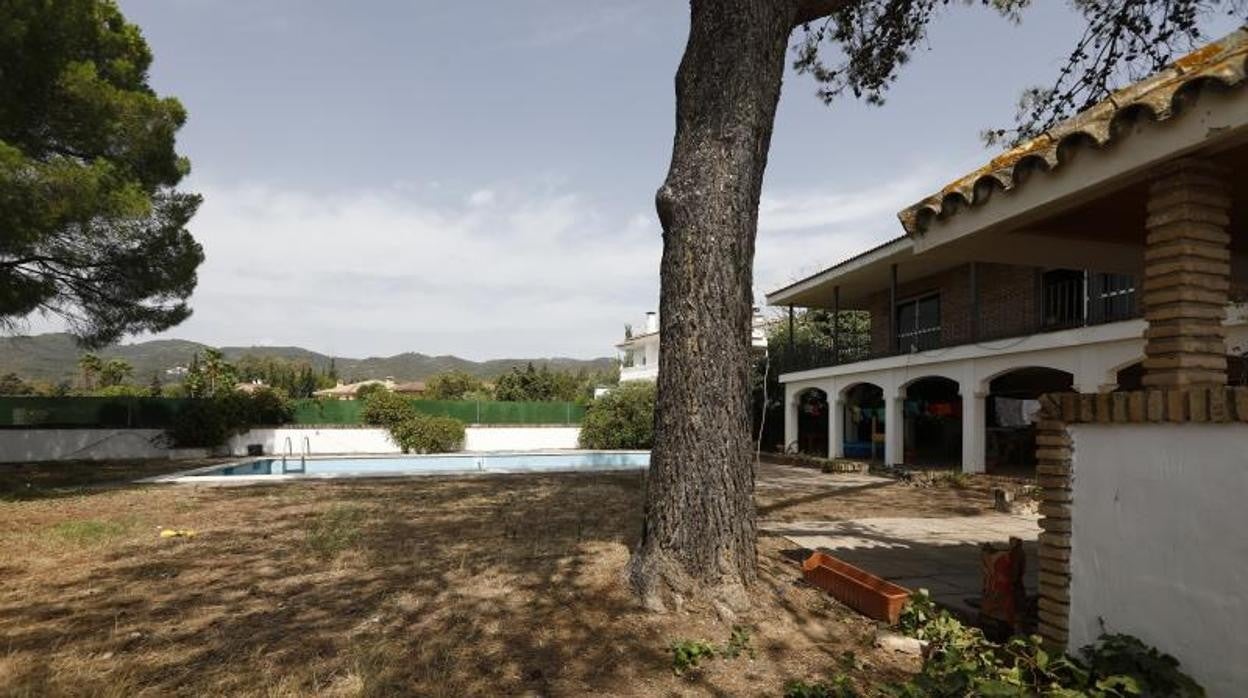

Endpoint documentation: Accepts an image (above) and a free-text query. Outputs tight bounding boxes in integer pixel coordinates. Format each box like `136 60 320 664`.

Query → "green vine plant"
784 674 859 698
669 625 754 676
669 639 717 676
786 590 1204 697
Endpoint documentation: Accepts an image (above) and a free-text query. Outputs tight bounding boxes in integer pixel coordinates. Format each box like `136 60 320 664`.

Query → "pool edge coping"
141 450 651 485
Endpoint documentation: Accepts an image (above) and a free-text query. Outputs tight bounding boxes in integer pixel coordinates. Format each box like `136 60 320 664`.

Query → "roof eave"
898 27 1248 236
765 236 912 307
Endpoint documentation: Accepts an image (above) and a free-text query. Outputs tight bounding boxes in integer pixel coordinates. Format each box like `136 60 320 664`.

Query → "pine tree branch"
794 0 856 26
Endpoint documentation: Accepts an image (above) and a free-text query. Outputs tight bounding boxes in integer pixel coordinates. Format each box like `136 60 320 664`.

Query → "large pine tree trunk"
628 0 797 612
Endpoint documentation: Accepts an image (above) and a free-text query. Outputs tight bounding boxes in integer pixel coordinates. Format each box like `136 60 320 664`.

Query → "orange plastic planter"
802 551 911 624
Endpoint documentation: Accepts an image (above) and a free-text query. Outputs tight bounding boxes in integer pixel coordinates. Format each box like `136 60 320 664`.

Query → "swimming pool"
159 451 650 481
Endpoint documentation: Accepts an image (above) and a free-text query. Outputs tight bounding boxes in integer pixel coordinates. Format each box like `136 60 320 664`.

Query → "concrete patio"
756 464 1040 620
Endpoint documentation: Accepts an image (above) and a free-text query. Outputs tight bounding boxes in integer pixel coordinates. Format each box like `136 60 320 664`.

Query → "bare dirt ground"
0 460 1027 696
754 461 1024 523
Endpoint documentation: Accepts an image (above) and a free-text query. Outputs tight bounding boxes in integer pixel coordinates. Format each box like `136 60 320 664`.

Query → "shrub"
578 381 655 449
359 391 462 453
390 414 464 454
355 382 389 401
884 590 1205 697
361 389 416 429
166 390 295 448
167 399 232 448
243 387 294 425
90 384 149 397
425 371 487 400
1082 634 1205 697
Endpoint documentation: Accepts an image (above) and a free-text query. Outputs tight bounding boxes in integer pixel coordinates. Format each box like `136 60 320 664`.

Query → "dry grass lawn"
0 459 1015 696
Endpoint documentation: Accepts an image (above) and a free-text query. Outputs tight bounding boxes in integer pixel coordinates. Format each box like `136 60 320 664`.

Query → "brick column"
1142 158 1232 388
1034 411 1073 650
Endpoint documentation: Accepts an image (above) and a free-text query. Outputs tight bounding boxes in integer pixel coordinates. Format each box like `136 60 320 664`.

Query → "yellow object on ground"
159 528 197 539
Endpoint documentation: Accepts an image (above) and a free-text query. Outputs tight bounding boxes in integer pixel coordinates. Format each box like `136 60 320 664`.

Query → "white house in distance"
313 378 427 399
617 312 660 382
617 310 769 383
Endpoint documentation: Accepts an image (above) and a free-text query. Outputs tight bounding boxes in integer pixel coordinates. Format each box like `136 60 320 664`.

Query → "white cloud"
467 189 496 207
172 180 662 359
753 171 937 301
13 170 942 359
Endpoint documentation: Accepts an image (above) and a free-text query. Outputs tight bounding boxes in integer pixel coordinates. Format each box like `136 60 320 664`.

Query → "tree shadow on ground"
1 468 930 695
756 480 897 517
0 473 675 694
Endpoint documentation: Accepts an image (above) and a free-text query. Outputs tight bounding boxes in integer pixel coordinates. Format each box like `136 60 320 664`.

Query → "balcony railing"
777 287 1141 375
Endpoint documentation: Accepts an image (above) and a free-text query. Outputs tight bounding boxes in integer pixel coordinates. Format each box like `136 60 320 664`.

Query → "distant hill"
0 333 617 384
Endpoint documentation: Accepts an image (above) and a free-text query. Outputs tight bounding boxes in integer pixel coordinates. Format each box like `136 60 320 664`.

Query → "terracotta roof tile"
898 28 1248 235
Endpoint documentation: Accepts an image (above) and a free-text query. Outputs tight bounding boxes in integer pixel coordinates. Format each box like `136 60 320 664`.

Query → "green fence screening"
0 397 195 428
292 399 586 426
0 397 587 428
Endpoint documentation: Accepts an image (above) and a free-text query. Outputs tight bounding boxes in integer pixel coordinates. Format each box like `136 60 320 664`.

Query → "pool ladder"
281 436 310 474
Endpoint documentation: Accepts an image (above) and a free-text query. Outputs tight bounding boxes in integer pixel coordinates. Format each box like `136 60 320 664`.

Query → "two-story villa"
768 29 1248 473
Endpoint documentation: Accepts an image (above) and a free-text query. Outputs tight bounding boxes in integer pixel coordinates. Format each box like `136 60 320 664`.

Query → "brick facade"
867 262 1041 354
1141 159 1233 388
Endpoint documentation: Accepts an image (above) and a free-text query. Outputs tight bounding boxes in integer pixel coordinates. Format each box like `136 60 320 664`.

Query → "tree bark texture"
628 0 798 612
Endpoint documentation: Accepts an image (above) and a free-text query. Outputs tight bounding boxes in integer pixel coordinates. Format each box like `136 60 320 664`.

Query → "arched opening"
986 367 1074 474
903 376 961 467
1115 356 1248 391
796 388 829 457
842 383 885 461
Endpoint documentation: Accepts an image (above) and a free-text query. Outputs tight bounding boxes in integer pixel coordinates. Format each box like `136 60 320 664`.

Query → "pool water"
188 451 650 478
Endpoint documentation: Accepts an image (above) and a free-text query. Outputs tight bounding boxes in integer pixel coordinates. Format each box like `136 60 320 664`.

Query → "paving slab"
762 515 1040 619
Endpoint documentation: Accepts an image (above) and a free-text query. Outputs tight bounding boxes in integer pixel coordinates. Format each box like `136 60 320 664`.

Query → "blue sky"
39 1 1234 359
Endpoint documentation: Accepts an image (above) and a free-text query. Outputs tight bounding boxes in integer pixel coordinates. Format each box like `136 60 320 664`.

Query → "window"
1042 269 1085 328
1095 273 1136 322
896 293 941 352
1043 270 1137 328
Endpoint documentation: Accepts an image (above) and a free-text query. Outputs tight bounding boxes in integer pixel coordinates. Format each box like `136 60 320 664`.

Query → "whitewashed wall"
2 426 586 463
224 427 396 456
227 426 582 455
1069 423 1248 697
0 429 169 463
463 426 580 451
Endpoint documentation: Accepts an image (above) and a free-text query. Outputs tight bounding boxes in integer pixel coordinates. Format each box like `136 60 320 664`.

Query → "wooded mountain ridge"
0 333 616 384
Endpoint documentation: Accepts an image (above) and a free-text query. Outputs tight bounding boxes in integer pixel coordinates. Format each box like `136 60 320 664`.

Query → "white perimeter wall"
1 426 584 462
224 426 581 456
0 429 170 463
462 426 580 452
1069 423 1248 697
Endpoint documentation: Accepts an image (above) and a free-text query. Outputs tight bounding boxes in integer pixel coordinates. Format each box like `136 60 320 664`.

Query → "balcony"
775 281 1143 376
619 363 659 382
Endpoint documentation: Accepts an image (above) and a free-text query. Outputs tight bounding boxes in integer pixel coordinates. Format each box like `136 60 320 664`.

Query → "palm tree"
99 358 133 388
202 348 235 395
77 353 103 391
